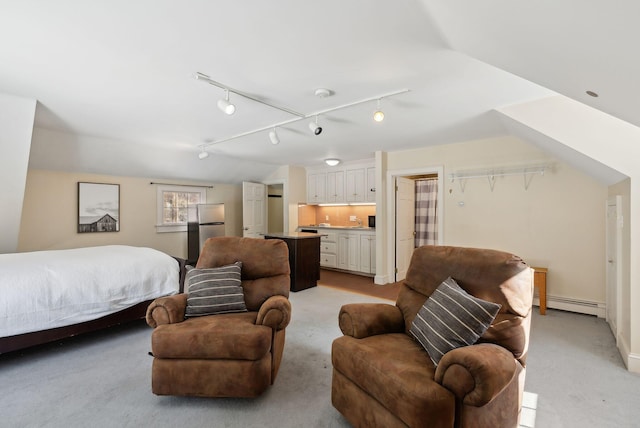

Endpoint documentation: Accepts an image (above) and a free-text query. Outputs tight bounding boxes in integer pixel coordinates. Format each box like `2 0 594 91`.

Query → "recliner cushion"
410 277 501 365
151 312 271 360
332 333 455 427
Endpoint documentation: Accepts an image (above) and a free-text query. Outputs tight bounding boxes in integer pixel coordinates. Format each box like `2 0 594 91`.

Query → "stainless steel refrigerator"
187 203 225 264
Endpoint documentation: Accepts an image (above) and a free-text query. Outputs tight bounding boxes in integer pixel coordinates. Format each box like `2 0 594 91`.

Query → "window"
156 185 207 233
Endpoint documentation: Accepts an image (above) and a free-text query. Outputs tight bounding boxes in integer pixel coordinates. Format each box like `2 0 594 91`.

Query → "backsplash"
298 205 376 227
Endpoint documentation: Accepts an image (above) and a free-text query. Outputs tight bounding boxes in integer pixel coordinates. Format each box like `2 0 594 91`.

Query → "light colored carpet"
2 285 640 427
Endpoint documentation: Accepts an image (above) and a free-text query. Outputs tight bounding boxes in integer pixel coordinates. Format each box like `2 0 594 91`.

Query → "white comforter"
0 245 180 337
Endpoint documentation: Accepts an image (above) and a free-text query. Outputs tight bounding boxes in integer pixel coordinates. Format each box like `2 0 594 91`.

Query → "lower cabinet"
305 227 376 275
338 233 361 272
320 232 338 268
360 234 376 274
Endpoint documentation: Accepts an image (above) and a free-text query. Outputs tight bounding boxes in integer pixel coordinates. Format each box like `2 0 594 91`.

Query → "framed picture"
77 182 120 233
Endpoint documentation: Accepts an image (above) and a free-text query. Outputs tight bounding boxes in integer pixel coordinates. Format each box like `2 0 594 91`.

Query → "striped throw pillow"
410 277 501 366
184 261 247 317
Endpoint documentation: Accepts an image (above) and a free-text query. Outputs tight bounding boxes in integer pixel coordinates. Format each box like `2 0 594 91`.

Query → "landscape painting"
77 182 120 233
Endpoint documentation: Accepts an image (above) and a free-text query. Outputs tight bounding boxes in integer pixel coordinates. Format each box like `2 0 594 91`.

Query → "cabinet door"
337 233 350 270
326 170 345 203
360 234 376 274
346 168 366 202
366 167 376 202
307 172 326 204
347 233 360 272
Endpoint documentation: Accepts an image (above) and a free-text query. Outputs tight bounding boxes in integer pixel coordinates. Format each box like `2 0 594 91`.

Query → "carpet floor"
2 277 640 427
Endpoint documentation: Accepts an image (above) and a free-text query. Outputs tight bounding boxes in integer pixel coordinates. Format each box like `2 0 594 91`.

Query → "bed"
0 245 186 354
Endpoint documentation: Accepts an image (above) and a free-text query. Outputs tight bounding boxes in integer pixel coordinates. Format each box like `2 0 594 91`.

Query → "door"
606 195 623 340
243 182 266 238
395 177 415 281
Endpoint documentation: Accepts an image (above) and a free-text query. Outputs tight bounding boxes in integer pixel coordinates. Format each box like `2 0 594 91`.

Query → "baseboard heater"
534 295 605 318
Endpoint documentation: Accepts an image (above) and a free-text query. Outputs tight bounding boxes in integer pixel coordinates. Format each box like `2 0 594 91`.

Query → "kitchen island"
264 232 321 292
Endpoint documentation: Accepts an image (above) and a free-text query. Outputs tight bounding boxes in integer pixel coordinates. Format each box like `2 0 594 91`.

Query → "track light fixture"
309 116 322 135
198 149 210 159
269 128 280 145
217 89 235 115
373 98 385 122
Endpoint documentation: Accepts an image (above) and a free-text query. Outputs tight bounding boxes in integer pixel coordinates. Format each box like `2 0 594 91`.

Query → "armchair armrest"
145 294 188 328
435 343 520 407
338 303 405 339
256 295 291 330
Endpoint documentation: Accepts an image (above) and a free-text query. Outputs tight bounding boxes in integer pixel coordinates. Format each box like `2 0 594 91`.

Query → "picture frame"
77 182 120 233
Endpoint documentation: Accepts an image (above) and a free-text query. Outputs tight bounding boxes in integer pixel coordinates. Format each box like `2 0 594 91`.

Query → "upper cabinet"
306 160 374 205
307 171 326 204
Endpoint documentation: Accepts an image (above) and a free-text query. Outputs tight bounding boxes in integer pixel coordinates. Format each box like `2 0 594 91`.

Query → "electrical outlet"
325 215 329 221
349 215 357 222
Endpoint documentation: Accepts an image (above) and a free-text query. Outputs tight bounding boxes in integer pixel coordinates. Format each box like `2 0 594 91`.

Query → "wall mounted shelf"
448 164 551 192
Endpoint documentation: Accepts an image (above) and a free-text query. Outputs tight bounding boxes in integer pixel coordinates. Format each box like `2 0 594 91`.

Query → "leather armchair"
146 236 291 397
331 245 533 428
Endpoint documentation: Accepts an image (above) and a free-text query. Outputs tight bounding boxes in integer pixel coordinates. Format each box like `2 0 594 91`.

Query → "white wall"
381 136 608 310
0 93 36 253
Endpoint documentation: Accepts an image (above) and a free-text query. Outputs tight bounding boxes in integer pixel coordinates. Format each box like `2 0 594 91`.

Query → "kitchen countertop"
298 225 375 231
263 232 324 239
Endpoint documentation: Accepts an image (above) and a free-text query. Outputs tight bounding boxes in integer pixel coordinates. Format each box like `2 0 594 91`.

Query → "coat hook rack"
448 164 550 193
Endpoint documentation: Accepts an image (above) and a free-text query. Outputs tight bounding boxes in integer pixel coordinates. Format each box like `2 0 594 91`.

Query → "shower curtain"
415 178 438 247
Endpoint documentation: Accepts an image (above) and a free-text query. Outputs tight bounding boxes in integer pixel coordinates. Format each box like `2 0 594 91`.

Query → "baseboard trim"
627 353 640 374
533 295 606 318
374 274 390 285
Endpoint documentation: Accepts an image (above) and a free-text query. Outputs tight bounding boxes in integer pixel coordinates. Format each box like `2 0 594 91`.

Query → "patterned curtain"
415 178 438 247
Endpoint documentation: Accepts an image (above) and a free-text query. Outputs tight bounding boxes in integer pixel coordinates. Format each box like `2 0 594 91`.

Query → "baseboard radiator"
534 295 606 318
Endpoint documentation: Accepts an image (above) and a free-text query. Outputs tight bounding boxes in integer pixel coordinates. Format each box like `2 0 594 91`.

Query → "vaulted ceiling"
1 1 637 183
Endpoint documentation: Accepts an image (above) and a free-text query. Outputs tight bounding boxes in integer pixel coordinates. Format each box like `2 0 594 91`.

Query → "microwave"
368 215 375 228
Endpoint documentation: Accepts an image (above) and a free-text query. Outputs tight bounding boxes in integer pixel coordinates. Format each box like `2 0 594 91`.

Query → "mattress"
0 245 180 337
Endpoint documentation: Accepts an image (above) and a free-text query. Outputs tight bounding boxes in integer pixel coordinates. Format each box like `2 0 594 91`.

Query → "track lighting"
269 128 280 145
325 159 340 166
373 98 385 122
198 149 210 159
309 116 322 135
217 89 235 115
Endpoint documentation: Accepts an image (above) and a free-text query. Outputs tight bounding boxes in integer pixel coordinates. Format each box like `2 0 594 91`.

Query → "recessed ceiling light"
586 90 599 97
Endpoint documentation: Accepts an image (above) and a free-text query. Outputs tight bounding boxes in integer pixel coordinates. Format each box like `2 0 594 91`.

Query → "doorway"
386 167 444 283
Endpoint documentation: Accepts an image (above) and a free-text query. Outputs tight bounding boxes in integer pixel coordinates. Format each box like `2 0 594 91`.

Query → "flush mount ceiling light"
198 149 210 159
309 116 323 135
314 88 332 98
269 128 280 145
373 98 385 122
325 158 340 166
217 89 235 115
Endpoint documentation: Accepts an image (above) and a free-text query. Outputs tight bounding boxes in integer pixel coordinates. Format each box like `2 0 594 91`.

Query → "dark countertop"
264 232 323 239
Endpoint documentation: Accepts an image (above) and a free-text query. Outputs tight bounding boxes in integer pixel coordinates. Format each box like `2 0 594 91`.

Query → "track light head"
217 89 235 115
309 116 322 135
373 98 384 122
269 128 280 145
198 150 210 159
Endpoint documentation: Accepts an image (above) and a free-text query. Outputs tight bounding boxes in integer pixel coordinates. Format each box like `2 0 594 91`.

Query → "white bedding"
0 245 180 337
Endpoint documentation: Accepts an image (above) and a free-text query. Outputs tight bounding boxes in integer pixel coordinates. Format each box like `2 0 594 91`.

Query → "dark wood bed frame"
0 257 186 355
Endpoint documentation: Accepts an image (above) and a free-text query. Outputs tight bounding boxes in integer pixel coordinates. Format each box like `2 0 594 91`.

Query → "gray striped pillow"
410 277 501 366
185 261 247 317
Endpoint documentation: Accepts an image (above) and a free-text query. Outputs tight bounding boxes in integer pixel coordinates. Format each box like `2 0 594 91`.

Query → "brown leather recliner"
146 236 291 397
331 245 534 428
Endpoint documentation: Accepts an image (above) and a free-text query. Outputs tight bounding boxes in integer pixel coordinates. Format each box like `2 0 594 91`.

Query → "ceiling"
1 0 637 183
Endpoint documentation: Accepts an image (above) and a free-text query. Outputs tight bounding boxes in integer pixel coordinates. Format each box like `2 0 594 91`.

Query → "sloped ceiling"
0 1 636 183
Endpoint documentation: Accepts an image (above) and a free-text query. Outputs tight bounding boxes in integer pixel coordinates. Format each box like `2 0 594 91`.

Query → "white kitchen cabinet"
326 170 345 203
345 167 366 202
320 232 338 268
366 166 376 203
360 233 376 274
307 172 326 204
338 232 360 272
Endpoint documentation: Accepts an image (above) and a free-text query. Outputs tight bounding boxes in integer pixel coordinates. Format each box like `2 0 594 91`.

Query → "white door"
606 195 623 340
395 177 415 282
242 182 266 238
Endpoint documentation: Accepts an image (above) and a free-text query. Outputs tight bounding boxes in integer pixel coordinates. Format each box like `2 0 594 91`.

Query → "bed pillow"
184 261 247 317
409 276 501 365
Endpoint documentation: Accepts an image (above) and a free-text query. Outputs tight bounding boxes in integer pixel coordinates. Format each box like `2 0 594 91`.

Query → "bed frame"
0 257 186 355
